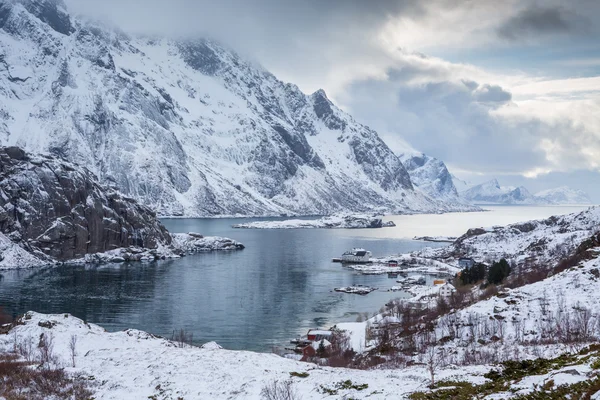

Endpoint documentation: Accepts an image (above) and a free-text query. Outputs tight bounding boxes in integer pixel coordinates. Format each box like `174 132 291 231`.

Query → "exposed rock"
171 233 245 252
0 146 172 261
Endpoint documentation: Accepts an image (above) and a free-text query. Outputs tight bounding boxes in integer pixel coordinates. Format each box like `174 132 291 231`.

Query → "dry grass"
0 352 93 400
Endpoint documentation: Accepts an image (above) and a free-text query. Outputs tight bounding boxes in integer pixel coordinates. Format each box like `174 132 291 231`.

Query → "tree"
69 335 77 367
425 343 443 387
459 263 486 285
316 339 327 358
488 259 511 285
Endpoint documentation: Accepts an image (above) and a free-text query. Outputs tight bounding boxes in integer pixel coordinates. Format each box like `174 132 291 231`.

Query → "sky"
67 0 600 200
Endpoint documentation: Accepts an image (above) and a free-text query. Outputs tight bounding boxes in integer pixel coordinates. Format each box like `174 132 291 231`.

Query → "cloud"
338 55 600 182
473 84 512 104
496 5 587 41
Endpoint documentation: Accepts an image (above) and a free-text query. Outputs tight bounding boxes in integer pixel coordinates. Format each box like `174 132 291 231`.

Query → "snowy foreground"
0 312 488 400
232 214 396 229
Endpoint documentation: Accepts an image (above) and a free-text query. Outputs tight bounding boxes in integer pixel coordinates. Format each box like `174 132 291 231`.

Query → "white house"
439 283 456 297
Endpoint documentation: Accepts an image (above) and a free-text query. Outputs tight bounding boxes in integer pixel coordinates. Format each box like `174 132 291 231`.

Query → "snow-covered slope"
0 0 471 217
451 173 473 193
461 179 537 205
400 153 463 203
420 206 600 270
535 186 592 205
0 311 491 399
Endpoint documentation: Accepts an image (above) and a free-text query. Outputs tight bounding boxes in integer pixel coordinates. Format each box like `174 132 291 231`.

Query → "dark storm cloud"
497 6 586 41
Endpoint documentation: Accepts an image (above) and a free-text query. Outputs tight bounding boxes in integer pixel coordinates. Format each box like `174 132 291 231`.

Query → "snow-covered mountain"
535 186 592 205
0 0 474 217
460 179 536 205
400 153 460 201
450 174 473 193
459 179 593 205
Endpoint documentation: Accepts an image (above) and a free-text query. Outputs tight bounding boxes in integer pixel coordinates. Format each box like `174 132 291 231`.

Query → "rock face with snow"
534 187 592 205
0 0 473 217
0 146 245 269
461 179 537 205
232 214 395 229
0 146 172 262
171 233 245 252
400 153 459 201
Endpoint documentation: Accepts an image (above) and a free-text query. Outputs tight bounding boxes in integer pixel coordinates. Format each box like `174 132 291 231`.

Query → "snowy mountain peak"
461 179 536 204
0 1 480 216
400 153 463 202
535 186 592 205
485 178 501 189
460 179 592 205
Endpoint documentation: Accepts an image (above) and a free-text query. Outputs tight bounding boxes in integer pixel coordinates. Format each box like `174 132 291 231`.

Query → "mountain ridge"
0 0 475 216
457 178 592 205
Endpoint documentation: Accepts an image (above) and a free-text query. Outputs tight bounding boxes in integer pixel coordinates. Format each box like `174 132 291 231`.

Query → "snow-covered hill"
535 186 592 205
417 206 600 272
0 0 474 217
400 153 460 202
461 179 536 205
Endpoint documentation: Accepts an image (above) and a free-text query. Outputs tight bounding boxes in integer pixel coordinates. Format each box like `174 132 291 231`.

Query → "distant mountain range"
453 178 592 205
0 0 474 217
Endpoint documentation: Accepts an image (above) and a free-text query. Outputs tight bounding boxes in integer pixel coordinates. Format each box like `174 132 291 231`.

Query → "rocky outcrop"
0 146 172 261
0 147 246 269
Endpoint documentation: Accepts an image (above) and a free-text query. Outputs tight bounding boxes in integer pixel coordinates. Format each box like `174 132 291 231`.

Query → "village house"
306 329 333 342
301 339 332 361
458 257 475 269
438 282 456 297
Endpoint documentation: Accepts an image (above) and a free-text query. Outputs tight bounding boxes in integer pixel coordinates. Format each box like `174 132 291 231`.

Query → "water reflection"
1 218 451 351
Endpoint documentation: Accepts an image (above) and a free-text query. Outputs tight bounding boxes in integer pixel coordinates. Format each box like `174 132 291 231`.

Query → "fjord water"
0 205 589 351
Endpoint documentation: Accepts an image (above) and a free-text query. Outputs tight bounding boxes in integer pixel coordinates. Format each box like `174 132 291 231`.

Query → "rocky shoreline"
0 147 244 270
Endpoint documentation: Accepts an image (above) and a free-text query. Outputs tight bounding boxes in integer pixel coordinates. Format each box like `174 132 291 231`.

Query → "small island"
232 214 396 229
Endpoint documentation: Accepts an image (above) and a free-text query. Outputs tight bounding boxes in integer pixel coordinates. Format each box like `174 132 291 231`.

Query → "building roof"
307 330 333 336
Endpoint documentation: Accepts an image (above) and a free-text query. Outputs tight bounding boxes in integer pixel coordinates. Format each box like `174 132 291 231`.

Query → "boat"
337 248 372 264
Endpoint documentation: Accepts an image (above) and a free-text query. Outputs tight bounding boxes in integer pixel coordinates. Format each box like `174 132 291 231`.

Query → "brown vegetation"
0 352 93 400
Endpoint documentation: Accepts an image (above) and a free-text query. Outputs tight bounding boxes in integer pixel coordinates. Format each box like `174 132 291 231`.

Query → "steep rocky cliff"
400 153 459 202
0 146 172 262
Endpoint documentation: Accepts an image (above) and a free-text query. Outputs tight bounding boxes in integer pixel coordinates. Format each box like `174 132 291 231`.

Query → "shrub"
261 379 300 400
0 352 93 399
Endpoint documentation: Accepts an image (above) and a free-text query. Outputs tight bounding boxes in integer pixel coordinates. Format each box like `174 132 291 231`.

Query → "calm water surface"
0 205 590 351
